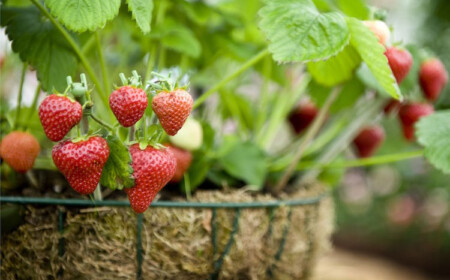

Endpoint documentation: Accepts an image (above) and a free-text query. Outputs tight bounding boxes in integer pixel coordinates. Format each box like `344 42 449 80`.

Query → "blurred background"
1 0 450 279
316 0 450 279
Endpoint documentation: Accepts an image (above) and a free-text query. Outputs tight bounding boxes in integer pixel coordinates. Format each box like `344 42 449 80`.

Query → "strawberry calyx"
118 70 143 88
71 134 92 143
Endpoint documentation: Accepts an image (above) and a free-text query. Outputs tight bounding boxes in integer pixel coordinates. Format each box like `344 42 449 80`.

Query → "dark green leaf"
100 135 134 190
45 0 121 32
1 6 78 91
218 139 268 187
259 0 350 62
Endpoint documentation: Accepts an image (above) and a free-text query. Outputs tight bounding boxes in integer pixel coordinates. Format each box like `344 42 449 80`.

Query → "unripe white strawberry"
169 118 203 151
363 20 390 45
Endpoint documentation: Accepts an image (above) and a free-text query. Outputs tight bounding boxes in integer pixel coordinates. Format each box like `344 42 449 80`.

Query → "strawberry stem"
119 73 128 86
12 62 27 130
89 114 114 132
95 31 110 94
22 83 41 131
272 85 341 194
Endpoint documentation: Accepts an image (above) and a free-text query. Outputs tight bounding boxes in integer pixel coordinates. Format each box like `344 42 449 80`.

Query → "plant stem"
95 31 110 94
93 185 103 201
31 0 108 109
296 150 424 171
24 83 41 128
129 125 135 142
255 56 272 133
13 62 27 130
144 44 158 84
299 98 384 184
193 48 270 110
89 114 114 131
272 86 341 194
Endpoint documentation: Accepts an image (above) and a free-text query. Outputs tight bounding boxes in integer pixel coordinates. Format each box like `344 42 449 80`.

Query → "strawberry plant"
0 0 448 216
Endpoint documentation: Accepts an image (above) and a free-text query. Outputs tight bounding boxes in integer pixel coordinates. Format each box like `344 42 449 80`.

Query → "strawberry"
353 125 385 158
363 20 390 45
152 89 193 136
109 86 148 127
288 102 318 134
165 144 193 183
52 136 109 194
39 95 83 141
125 144 176 213
385 46 413 84
419 58 448 102
398 103 434 141
0 131 40 173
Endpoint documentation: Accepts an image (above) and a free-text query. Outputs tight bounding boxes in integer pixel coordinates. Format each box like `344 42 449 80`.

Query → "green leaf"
126 0 153 34
309 76 365 113
44 0 121 32
346 17 401 99
186 155 210 190
416 111 450 174
218 139 268 187
307 45 361 86
100 135 135 190
259 0 350 63
336 0 369 20
1 6 77 91
152 18 202 58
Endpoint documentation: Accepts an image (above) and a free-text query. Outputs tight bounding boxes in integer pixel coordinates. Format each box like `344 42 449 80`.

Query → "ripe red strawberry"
398 103 434 141
364 20 390 45
288 102 318 134
39 95 82 141
52 136 109 194
125 144 176 213
165 144 193 183
353 125 385 158
383 99 401 115
419 58 448 102
385 47 413 84
0 131 40 173
152 89 193 136
109 86 148 127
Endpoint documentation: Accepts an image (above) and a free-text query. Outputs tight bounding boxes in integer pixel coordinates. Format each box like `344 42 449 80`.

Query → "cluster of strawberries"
38 77 193 213
289 20 448 159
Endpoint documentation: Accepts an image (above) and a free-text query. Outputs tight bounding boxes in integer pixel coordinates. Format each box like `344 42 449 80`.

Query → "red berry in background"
39 95 82 141
109 86 148 127
383 99 402 115
353 125 385 158
52 136 109 194
419 58 448 102
0 131 40 173
288 102 318 134
385 46 413 84
363 20 390 45
165 144 193 183
125 144 176 213
398 103 434 141
152 89 193 136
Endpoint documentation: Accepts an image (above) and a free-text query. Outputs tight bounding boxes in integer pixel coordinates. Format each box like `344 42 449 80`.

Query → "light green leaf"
100 135 135 190
126 0 153 34
218 140 268 187
309 76 365 113
44 0 121 32
152 18 202 58
307 45 361 86
416 111 450 173
259 0 350 63
1 6 77 92
346 17 401 99
336 0 369 20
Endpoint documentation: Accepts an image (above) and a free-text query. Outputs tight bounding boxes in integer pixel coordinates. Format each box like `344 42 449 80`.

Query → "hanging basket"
0 182 333 280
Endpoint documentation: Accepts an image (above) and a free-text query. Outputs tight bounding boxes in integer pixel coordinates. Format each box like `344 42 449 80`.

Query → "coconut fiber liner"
1 183 333 280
